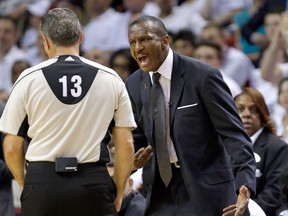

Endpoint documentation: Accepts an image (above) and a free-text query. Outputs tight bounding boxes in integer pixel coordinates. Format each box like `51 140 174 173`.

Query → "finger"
138 146 153 159
146 151 153 160
143 147 153 157
222 209 236 216
143 145 153 154
134 147 145 158
223 204 236 212
136 151 153 164
235 207 245 216
239 185 249 198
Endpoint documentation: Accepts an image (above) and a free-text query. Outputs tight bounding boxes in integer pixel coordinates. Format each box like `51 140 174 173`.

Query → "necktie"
151 72 172 187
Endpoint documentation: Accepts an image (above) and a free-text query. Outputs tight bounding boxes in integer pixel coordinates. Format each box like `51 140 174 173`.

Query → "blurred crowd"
2 0 288 215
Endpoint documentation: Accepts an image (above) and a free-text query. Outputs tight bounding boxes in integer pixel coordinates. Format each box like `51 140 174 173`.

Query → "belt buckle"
173 161 180 168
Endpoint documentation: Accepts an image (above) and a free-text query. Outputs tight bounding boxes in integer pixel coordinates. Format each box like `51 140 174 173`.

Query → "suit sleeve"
201 68 256 194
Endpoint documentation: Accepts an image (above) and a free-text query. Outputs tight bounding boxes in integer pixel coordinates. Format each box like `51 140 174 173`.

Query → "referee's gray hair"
40 8 81 47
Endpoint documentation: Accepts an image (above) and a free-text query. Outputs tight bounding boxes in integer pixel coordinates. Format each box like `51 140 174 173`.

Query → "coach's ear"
161 35 170 49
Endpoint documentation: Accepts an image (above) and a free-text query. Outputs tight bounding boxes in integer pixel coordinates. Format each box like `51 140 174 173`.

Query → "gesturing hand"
133 145 153 171
222 185 250 216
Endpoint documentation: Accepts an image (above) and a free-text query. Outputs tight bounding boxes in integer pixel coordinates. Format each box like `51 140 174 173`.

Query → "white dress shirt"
149 49 178 163
250 128 264 144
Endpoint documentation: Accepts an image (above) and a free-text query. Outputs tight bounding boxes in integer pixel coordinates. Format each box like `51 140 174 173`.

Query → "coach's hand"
133 145 153 170
222 185 250 216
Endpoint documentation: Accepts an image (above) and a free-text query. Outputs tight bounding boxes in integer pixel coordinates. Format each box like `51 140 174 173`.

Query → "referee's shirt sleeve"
0 77 27 136
114 81 137 129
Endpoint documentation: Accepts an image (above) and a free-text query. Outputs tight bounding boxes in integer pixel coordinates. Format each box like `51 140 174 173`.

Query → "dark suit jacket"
253 128 288 216
126 52 256 215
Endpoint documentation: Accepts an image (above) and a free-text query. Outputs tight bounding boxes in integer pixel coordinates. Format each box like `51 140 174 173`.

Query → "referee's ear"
79 31 83 45
41 34 51 56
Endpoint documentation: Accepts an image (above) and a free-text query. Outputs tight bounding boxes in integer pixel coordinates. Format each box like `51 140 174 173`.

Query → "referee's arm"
3 134 25 190
112 126 134 212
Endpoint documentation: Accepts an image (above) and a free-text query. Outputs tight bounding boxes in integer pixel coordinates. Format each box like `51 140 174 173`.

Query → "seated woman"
234 87 288 216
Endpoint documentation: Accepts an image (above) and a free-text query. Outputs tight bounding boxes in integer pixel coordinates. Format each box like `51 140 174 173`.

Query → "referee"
0 8 136 216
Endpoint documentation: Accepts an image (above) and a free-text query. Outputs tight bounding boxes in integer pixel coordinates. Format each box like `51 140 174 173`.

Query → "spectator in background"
234 87 288 216
172 29 196 58
112 0 160 50
154 0 207 39
194 40 241 97
0 16 29 103
0 0 51 19
179 0 205 15
201 0 246 26
260 10 288 86
107 160 146 216
11 60 31 84
109 48 138 81
55 0 88 26
33 30 49 64
84 48 110 67
273 77 288 143
201 23 255 87
20 2 49 66
241 0 286 46
246 11 288 119
117 175 146 216
233 0 266 67
81 0 122 54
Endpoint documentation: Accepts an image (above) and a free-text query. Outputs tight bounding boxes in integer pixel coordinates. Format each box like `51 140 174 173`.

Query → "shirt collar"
149 48 173 81
250 127 264 144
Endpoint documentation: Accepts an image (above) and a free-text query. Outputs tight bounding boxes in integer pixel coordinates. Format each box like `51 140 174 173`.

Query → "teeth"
140 56 149 65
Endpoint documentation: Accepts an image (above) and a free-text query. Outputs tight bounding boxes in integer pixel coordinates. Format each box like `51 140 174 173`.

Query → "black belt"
26 161 106 171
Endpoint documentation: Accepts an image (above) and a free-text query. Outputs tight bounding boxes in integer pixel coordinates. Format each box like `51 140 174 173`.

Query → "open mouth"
137 55 150 67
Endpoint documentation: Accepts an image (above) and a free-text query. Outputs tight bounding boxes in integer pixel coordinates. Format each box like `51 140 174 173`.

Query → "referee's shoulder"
14 58 58 85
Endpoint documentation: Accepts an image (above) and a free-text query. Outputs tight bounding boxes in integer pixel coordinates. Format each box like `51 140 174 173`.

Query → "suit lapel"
254 130 267 150
169 53 185 126
140 72 153 142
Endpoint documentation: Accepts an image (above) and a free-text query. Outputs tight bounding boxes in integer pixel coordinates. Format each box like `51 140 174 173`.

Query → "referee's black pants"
21 161 117 216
